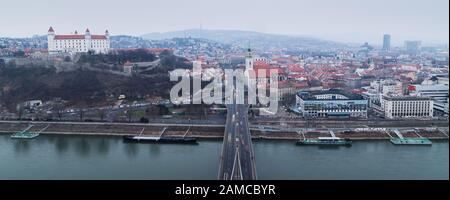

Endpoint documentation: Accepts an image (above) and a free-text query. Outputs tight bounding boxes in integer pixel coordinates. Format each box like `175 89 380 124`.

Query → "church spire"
245 41 253 70
246 41 252 58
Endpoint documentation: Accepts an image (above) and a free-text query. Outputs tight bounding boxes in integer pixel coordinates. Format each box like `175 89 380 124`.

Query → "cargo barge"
296 137 352 146
123 135 198 144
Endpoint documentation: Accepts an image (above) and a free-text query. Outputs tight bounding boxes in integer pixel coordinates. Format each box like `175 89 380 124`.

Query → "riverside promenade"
0 120 448 141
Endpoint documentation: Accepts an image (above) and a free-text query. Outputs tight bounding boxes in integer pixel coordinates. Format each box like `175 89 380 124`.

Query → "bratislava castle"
47 27 110 54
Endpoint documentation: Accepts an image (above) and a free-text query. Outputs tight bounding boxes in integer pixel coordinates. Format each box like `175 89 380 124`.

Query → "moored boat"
390 137 432 145
11 131 40 139
297 137 352 146
123 135 198 144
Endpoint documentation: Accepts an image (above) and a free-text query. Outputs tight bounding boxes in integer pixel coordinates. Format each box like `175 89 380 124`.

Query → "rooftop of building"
297 89 364 100
48 27 108 40
383 95 432 101
410 84 449 91
53 35 107 40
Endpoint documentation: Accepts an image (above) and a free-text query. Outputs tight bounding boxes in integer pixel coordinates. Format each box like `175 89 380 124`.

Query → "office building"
405 40 421 55
296 89 368 118
408 84 449 113
383 34 391 51
383 95 433 119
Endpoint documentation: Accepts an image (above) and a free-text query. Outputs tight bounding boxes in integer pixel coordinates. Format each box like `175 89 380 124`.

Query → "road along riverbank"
0 120 448 141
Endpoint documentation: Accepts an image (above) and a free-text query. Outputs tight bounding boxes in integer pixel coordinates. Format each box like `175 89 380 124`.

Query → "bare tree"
125 109 134 123
35 110 46 121
79 108 84 122
16 104 25 120
98 109 106 121
54 103 64 121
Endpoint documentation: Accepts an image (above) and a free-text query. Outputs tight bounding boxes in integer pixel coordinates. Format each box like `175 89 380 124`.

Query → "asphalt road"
218 103 257 180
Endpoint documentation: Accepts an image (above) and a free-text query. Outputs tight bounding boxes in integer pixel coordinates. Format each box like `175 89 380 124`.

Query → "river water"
0 134 448 180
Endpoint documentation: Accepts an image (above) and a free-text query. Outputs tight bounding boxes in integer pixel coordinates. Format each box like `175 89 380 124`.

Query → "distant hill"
0 35 47 49
142 29 345 50
110 35 242 57
2 29 344 51
110 35 156 49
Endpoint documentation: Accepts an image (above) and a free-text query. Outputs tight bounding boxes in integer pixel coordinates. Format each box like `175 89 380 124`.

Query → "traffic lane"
220 105 234 179
222 104 238 179
237 104 255 179
242 107 257 179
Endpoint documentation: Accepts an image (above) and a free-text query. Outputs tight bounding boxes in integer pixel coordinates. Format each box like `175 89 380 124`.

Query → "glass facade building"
296 89 368 118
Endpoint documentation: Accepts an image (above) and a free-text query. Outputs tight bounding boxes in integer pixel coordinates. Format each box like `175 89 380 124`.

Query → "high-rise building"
383 34 391 51
405 40 421 55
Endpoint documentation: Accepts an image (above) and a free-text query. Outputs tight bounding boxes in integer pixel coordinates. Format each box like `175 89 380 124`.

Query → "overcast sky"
1 0 448 45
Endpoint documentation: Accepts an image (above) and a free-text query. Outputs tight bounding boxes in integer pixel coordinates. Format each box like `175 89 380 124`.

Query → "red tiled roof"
253 60 270 68
91 35 107 40
54 35 85 40
257 80 288 89
289 74 308 80
54 35 107 40
254 68 285 78
288 64 304 73
293 81 309 89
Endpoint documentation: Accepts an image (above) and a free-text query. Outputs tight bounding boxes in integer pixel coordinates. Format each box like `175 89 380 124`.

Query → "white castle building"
47 27 110 54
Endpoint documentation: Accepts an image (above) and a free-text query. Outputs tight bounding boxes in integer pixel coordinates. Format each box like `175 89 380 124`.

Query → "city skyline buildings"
0 0 448 45
405 40 422 54
383 34 391 51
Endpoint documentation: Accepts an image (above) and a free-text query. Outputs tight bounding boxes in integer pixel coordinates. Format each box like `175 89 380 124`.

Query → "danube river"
0 134 448 180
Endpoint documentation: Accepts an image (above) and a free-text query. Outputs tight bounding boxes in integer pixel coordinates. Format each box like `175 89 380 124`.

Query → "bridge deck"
218 104 257 180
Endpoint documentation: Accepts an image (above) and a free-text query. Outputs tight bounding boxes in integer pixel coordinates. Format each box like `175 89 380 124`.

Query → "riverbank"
1 120 448 141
